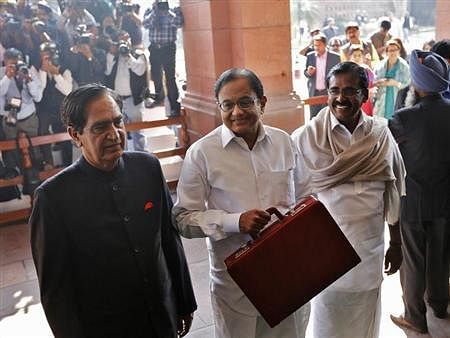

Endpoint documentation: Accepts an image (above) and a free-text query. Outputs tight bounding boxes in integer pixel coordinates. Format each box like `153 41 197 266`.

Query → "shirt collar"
316 50 328 58
330 109 366 132
221 122 272 148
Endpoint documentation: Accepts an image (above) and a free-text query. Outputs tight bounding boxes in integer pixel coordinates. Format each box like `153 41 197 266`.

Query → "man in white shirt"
105 32 148 151
35 42 73 168
0 48 43 169
173 68 310 338
292 62 405 338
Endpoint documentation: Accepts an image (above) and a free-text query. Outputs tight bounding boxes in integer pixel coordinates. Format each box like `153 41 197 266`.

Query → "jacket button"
112 184 119 191
133 248 140 254
123 215 130 222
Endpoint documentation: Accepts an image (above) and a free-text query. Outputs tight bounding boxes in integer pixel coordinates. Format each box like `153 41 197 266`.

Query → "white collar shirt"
315 51 328 91
293 112 386 292
173 124 296 317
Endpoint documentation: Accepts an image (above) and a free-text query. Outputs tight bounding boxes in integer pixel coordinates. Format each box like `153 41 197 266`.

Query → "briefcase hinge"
234 245 250 259
291 203 307 216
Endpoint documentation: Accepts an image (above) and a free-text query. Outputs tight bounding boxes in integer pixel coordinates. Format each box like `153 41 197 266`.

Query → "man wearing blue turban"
389 50 450 334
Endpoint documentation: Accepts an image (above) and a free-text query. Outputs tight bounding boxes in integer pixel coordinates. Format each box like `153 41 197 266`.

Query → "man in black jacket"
30 84 196 338
389 50 450 334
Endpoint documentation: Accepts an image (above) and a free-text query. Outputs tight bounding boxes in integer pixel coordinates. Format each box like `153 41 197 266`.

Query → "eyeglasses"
327 87 363 97
386 48 400 53
218 96 257 112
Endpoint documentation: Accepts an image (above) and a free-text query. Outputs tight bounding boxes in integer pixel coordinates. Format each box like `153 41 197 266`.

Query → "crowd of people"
301 15 450 121
0 2 447 338
0 0 183 173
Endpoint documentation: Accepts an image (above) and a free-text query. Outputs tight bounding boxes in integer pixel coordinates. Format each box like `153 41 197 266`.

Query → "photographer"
57 0 97 45
117 1 142 47
36 1 71 61
105 31 148 151
0 48 42 170
67 24 106 85
143 1 183 116
36 42 73 169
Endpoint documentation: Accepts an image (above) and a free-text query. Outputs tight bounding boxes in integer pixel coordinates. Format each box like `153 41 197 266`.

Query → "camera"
40 42 61 67
4 97 22 126
118 40 130 56
15 61 29 77
73 24 91 45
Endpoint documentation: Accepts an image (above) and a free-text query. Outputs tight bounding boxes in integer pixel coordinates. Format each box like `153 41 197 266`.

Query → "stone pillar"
181 0 303 142
436 0 450 41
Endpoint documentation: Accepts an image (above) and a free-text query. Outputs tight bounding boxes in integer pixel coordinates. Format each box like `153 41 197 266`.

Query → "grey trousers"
400 218 449 331
2 112 41 170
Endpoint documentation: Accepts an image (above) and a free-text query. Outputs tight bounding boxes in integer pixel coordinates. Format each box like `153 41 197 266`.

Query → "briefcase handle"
250 207 285 240
265 207 285 221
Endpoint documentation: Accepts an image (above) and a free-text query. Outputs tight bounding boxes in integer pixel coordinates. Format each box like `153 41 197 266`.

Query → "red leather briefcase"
224 195 361 328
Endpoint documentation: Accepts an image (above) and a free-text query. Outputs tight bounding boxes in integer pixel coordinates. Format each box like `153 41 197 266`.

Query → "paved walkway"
1 221 449 337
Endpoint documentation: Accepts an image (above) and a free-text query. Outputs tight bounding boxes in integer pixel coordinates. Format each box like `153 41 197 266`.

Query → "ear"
68 126 82 148
259 96 267 112
360 88 369 103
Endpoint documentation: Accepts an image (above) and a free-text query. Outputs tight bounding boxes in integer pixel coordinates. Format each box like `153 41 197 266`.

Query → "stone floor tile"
0 279 40 317
188 259 213 326
0 262 27 289
185 324 214 338
0 224 32 266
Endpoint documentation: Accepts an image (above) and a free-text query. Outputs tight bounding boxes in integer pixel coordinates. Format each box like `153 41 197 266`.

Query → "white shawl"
299 108 405 224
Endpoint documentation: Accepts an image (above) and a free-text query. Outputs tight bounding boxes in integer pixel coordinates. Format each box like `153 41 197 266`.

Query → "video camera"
15 60 29 77
118 40 130 56
4 97 22 126
73 24 91 45
40 42 60 67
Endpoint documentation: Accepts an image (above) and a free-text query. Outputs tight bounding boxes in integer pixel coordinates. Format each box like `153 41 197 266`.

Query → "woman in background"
373 40 410 119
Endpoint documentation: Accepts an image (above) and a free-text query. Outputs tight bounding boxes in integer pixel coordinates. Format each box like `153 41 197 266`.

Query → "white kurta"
292 112 403 337
174 124 309 338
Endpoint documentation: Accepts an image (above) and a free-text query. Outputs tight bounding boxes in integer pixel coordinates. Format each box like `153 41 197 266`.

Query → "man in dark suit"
30 84 196 338
304 34 341 119
389 50 450 334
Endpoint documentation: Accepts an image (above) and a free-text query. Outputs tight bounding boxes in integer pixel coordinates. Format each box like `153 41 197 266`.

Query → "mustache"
332 100 352 107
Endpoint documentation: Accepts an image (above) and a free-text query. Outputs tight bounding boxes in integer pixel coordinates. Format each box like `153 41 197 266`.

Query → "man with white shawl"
292 61 406 338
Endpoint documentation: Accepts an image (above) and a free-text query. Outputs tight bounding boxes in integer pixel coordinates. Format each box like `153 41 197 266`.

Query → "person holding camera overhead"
143 1 183 116
105 31 148 151
36 42 73 169
0 48 42 170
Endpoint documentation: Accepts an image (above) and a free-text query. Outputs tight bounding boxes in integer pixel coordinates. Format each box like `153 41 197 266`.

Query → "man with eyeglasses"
173 68 310 338
292 62 405 338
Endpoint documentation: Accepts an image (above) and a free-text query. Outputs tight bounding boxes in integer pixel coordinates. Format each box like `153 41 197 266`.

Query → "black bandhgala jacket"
30 152 197 338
